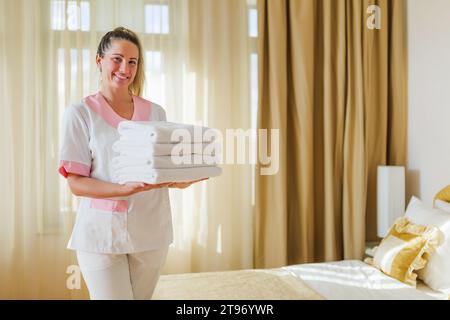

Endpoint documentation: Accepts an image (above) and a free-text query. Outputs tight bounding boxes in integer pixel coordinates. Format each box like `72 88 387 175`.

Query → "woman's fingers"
142 182 171 190
123 182 172 195
125 178 208 193
169 180 198 189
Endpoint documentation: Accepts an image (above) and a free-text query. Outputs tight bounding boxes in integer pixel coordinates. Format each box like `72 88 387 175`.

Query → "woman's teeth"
114 74 129 80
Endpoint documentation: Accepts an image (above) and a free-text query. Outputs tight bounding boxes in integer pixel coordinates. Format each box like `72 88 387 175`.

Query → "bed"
152 259 447 300
154 189 450 300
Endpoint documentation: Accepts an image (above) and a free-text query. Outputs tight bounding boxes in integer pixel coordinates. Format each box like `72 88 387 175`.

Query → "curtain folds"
255 0 407 268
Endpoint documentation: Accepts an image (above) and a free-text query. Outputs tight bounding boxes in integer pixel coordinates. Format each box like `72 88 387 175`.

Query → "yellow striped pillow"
365 217 442 286
434 184 450 203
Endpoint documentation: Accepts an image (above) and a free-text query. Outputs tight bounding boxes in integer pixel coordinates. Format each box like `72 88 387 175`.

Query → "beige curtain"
255 0 407 268
0 0 255 299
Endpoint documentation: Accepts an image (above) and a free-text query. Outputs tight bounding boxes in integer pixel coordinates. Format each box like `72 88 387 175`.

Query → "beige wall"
407 0 450 205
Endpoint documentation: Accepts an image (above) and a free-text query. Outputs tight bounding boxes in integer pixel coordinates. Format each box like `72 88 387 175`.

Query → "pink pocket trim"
90 198 128 213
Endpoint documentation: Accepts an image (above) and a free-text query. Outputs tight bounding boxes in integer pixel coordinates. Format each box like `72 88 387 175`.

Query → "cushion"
434 199 450 213
365 215 442 287
434 184 450 203
405 196 450 294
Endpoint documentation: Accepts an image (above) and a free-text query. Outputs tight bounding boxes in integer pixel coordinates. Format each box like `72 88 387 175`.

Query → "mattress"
283 260 446 300
153 260 446 300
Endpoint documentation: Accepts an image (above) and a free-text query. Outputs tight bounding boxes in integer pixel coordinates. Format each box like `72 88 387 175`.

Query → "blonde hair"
97 27 145 96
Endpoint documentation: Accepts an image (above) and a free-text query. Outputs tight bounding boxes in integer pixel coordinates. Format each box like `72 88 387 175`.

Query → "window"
248 3 258 205
51 0 90 31
145 4 170 34
249 8 258 38
144 51 166 106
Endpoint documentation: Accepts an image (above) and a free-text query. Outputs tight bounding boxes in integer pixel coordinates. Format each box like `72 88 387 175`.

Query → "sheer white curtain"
0 0 257 299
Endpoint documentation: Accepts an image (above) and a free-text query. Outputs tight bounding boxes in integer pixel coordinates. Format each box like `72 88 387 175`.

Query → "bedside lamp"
377 166 405 238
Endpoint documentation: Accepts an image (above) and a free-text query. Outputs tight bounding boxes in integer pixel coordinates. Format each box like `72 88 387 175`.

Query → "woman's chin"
110 80 130 89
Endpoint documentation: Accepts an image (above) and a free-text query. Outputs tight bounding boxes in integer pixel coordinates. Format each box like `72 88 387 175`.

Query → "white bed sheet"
283 260 447 300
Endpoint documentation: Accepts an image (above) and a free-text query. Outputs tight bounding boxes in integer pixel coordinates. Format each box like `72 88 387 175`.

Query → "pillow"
434 184 450 203
405 196 450 294
365 216 441 287
434 199 450 213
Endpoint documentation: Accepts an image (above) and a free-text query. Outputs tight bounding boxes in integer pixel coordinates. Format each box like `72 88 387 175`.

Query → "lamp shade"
377 166 405 238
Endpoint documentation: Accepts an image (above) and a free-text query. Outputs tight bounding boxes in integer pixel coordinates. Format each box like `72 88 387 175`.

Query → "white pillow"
434 199 450 213
404 196 450 294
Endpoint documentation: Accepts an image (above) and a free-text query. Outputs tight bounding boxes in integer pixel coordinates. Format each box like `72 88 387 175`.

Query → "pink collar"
84 92 152 128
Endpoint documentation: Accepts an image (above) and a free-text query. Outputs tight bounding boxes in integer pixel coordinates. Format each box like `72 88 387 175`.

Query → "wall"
407 0 450 205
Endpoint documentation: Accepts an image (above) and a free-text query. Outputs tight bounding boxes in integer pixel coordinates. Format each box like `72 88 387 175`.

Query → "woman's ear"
95 54 102 72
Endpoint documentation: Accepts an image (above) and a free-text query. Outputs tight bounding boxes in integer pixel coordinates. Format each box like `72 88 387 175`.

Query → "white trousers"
76 246 169 300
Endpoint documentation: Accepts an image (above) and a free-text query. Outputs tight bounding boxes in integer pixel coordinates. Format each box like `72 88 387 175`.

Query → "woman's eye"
129 61 137 65
113 57 121 63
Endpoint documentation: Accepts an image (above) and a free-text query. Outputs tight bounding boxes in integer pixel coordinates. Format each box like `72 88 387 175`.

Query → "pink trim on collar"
84 92 152 128
132 95 153 122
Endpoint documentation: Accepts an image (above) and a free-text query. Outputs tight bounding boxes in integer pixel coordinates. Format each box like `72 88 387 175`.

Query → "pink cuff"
58 160 91 178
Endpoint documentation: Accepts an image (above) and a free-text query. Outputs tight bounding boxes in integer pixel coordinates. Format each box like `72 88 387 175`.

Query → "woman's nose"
119 61 130 74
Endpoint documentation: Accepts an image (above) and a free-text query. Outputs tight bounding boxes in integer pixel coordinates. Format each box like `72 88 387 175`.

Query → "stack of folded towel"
112 121 222 184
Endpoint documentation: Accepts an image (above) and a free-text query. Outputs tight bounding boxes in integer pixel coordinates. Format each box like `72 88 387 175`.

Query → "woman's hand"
168 178 209 189
120 182 172 196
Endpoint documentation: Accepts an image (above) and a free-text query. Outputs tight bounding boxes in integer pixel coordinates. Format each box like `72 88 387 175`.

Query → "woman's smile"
113 73 130 83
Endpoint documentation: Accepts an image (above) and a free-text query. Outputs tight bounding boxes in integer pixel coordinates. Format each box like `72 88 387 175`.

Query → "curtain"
0 0 255 299
255 0 407 268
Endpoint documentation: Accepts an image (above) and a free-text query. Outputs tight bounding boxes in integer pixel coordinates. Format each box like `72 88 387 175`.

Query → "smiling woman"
58 27 205 300
0 0 255 300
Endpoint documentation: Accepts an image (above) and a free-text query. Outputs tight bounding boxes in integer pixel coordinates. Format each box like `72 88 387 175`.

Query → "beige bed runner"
153 268 324 300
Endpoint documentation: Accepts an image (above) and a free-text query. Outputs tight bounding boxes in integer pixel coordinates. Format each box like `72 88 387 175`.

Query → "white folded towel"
114 166 223 184
112 154 219 169
117 121 218 143
112 140 221 157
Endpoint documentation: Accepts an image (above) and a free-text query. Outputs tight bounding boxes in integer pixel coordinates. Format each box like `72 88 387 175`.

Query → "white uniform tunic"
59 92 173 254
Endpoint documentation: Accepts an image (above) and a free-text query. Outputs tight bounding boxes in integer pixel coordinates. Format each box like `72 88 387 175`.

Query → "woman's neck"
100 86 132 105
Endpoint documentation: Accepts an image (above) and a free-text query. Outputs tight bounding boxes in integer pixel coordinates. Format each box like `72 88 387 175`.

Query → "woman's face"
96 39 139 92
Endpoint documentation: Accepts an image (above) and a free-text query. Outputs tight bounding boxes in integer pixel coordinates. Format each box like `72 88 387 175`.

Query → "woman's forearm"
67 174 126 198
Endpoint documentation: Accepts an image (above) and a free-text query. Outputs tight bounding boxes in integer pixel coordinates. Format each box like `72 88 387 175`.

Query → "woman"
58 27 200 300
